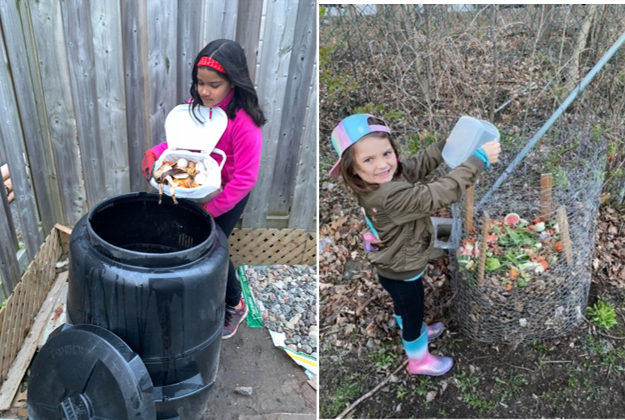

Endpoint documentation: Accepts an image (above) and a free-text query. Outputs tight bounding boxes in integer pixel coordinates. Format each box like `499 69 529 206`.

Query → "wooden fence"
0 0 317 296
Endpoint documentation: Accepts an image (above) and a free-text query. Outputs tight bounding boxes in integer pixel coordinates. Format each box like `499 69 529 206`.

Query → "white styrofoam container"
442 116 500 169
150 105 228 201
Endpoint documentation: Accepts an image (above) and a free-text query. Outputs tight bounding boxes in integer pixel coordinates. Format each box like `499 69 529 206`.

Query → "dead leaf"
426 391 438 402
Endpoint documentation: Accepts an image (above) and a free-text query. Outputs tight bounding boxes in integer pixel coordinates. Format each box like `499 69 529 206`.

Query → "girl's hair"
339 132 404 193
190 39 267 127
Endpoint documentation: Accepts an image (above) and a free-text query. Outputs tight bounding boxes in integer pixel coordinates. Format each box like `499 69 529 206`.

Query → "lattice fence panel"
0 228 60 383
229 229 316 267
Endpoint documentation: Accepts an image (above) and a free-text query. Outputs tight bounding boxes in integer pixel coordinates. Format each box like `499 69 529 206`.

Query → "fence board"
236 0 263 83
269 0 316 215
0 31 42 260
204 0 239 44
0 183 19 294
147 1 178 147
177 0 205 105
242 0 298 228
0 1 62 235
121 0 151 193
14 0 62 224
289 64 317 231
62 0 107 209
90 1 131 200
28 0 87 226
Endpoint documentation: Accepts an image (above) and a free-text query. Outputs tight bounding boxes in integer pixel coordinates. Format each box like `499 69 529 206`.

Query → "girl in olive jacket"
329 114 500 376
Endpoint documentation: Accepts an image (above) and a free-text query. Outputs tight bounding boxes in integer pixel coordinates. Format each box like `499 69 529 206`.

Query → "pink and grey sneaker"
222 298 249 339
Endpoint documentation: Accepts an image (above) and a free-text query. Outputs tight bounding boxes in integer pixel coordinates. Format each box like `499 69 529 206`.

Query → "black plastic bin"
28 192 229 420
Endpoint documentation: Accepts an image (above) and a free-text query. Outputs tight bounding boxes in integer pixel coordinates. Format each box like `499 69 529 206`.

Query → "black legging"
213 194 250 307
378 274 424 341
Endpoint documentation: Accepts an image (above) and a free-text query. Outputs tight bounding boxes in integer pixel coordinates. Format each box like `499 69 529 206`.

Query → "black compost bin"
28 192 229 420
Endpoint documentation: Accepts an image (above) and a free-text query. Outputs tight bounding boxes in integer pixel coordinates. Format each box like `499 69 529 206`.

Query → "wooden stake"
477 212 490 286
465 186 475 233
556 206 573 266
540 173 553 222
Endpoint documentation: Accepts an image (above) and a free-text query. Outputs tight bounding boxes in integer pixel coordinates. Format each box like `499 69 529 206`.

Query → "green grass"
321 379 363 419
453 371 497 413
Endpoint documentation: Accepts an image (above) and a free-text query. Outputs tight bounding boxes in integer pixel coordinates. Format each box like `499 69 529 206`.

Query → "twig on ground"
583 315 625 340
336 360 408 419
502 361 538 373
544 360 572 364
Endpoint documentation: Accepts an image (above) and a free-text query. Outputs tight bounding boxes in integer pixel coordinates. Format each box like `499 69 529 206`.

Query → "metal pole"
477 29 625 210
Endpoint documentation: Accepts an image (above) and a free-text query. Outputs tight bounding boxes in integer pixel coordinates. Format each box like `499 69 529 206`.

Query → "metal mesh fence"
320 4 625 344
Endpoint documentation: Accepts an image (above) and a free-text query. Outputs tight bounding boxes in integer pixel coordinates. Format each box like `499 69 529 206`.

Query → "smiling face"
196 67 233 107
351 134 398 185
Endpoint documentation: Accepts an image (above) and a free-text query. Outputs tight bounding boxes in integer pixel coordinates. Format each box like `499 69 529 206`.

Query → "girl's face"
352 135 397 184
197 67 234 107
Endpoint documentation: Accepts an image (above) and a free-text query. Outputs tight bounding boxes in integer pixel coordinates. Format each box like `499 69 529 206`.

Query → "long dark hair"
190 39 267 127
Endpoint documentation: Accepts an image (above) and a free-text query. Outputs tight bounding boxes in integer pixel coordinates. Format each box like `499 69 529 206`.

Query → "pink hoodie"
150 90 262 217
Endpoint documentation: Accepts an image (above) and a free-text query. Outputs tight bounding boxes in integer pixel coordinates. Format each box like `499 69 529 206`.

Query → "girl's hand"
481 140 501 164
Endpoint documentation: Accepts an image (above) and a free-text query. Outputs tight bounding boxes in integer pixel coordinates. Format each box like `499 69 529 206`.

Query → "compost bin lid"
165 104 228 153
28 324 156 420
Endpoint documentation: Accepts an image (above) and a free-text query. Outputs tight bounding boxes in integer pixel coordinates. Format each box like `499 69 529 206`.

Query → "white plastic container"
442 116 500 169
149 104 228 201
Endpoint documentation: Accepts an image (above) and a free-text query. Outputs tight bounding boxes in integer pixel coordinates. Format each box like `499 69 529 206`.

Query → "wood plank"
147 0 178 146
61 0 107 209
28 0 87 226
269 0 317 216
0 1 62 234
288 63 317 231
0 272 68 410
540 173 553 223
121 0 152 193
205 0 239 44
37 281 68 351
0 174 19 294
90 1 131 199
53 224 73 236
557 206 574 266
235 0 263 82
477 213 490 286
0 30 42 261
242 0 298 228
177 0 205 104
465 186 475 233
14 0 63 225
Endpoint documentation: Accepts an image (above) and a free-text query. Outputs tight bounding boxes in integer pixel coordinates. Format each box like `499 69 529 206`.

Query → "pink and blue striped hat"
329 114 391 177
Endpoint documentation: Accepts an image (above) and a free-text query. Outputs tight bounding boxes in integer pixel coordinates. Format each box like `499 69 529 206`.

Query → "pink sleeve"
150 142 169 159
204 113 262 217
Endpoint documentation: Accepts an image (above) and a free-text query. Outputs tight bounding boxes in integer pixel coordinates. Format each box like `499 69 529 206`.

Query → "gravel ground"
246 265 318 357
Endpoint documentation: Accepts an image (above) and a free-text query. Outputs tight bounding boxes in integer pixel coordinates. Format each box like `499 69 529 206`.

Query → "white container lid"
164 104 228 153
442 116 500 169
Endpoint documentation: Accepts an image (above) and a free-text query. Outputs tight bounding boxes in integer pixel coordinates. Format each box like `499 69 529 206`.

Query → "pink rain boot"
403 324 453 376
394 315 445 341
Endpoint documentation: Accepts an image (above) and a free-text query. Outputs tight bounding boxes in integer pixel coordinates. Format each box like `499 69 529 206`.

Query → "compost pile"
449 119 607 344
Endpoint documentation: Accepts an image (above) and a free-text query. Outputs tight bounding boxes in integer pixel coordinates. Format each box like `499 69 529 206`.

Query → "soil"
203 323 317 420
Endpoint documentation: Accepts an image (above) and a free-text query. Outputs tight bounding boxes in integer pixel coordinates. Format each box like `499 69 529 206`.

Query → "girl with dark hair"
142 39 266 339
328 114 500 376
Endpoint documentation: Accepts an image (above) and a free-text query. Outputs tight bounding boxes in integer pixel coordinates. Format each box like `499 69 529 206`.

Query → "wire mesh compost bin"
28 192 229 420
449 119 606 345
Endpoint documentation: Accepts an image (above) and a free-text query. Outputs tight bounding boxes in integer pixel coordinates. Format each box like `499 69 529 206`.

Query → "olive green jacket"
357 140 485 280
